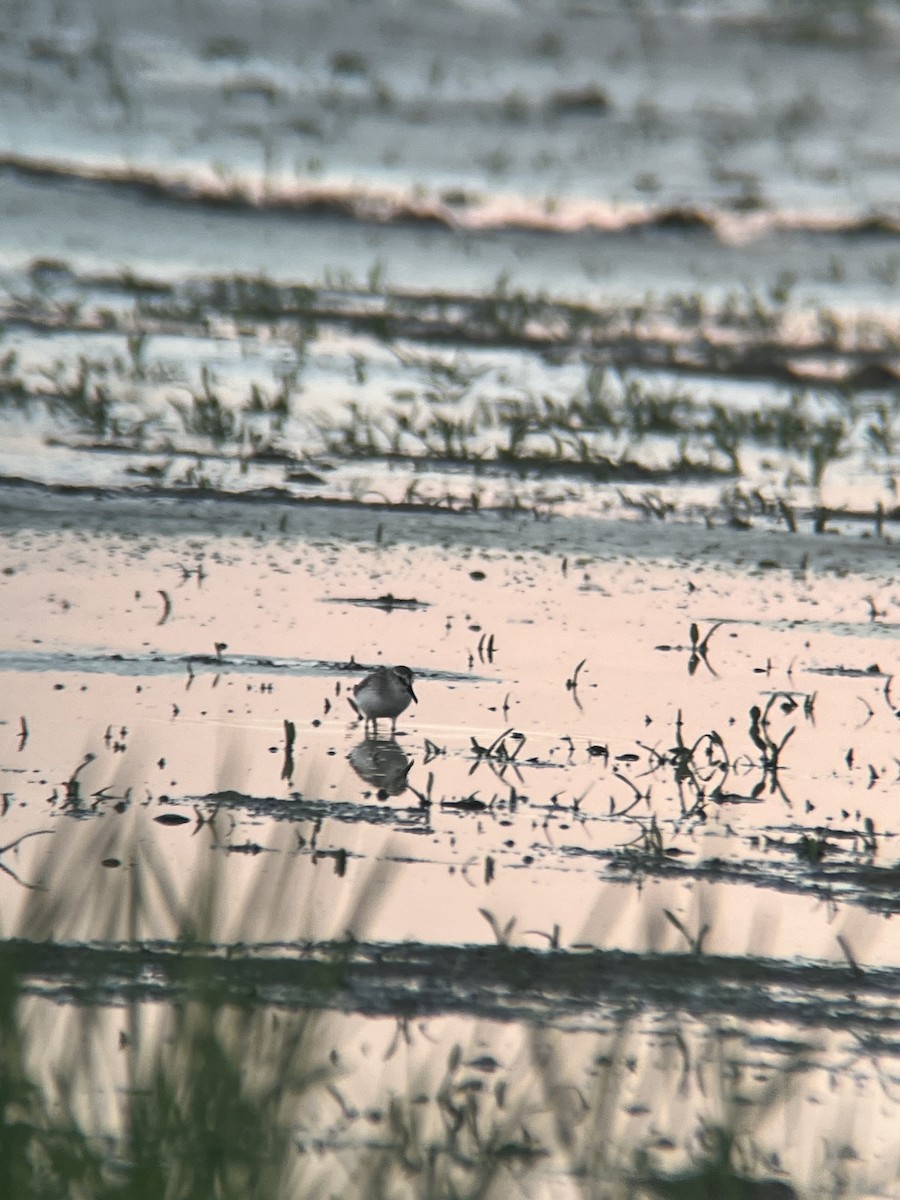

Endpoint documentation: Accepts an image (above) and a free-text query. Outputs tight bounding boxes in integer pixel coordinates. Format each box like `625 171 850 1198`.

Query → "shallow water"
1 494 898 1196
1 2 900 1197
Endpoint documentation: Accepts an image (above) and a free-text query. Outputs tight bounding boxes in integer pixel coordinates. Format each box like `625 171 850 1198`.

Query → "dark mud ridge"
5 936 897 1037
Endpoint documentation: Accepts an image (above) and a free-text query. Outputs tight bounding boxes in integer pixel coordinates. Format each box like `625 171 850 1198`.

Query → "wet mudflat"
1 1 900 1197
2 489 898 1198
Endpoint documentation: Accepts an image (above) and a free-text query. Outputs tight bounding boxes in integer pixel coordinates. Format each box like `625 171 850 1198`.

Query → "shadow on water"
1 805 897 1199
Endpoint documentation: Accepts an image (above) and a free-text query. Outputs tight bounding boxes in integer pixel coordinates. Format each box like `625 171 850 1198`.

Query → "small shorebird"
350 665 418 735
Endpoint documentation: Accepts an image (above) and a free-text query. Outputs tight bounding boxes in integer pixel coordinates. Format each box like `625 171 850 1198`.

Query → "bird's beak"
409 684 418 703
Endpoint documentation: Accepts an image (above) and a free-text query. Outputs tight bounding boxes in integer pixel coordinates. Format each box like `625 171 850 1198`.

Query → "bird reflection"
348 738 412 797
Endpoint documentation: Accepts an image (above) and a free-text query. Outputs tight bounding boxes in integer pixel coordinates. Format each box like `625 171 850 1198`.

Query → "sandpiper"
351 665 418 735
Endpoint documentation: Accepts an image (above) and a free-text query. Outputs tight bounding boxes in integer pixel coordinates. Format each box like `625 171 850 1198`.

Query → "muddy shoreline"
1 479 897 577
